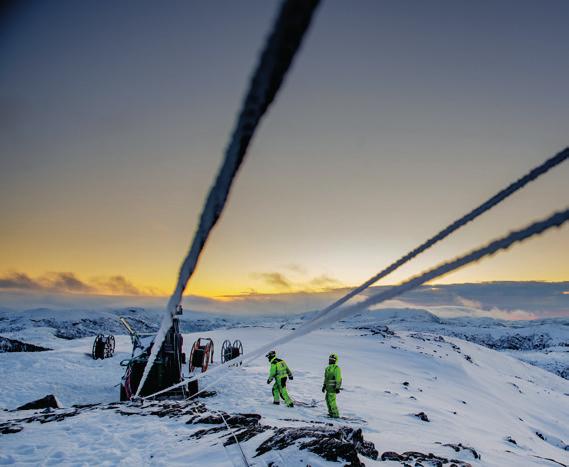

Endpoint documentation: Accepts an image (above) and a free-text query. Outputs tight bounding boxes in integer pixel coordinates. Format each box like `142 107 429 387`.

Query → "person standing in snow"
322 353 342 418
266 350 294 407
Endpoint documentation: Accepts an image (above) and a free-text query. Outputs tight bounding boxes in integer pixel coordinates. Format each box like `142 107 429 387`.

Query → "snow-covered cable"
233 206 569 361
218 410 251 467
139 147 569 399
135 0 320 397
140 206 569 399
142 367 230 400
309 147 569 322
306 206 569 329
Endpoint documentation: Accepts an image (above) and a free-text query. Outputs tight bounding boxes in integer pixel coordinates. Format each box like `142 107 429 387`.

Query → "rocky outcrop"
454 332 554 351
0 336 51 353
16 395 62 411
255 426 377 466
381 450 473 466
355 325 396 338
1 399 378 466
440 442 480 459
414 411 430 422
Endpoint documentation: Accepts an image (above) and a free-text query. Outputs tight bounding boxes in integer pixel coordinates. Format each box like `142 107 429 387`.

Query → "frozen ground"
2 319 569 466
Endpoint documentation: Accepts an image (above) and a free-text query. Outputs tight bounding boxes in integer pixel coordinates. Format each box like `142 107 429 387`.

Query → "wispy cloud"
251 268 345 293
309 274 343 290
0 273 568 320
453 295 483 309
0 272 94 293
0 271 162 296
42 272 94 293
92 275 141 295
253 272 293 290
0 272 42 291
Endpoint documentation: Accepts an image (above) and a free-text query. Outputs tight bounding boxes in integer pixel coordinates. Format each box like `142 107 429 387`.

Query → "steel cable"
309 147 569 322
135 0 321 397
140 206 569 399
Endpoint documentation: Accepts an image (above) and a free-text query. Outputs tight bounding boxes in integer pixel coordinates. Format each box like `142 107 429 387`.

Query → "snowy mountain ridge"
3 305 569 391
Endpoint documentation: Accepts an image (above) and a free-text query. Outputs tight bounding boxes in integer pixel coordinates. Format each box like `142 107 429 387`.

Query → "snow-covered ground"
2 312 569 466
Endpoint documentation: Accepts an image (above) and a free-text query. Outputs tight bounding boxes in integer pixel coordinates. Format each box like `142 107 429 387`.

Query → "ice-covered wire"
139 206 569 399
135 0 321 397
218 410 251 467
234 206 569 364
309 147 569 322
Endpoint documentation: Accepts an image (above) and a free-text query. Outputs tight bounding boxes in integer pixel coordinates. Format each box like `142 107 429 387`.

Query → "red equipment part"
189 338 214 373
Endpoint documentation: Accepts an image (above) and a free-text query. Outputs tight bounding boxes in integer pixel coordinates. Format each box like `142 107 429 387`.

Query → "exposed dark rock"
442 443 480 459
0 336 51 353
414 412 430 422
454 332 553 351
0 422 23 434
506 436 517 445
256 426 377 466
355 325 396 338
189 412 266 444
532 431 569 451
532 454 568 467
72 403 101 409
2 409 81 431
380 451 402 461
380 450 472 467
128 400 208 419
16 395 62 411
2 399 378 465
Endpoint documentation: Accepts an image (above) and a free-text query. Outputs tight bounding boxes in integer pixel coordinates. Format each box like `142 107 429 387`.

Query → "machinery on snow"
92 334 115 360
221 339 243 364
118 308 244 400
189 337 214 373
119 307 187 400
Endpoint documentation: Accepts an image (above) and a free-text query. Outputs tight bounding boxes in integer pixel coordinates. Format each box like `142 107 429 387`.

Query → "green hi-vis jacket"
268 357 293 382
324 363 342 391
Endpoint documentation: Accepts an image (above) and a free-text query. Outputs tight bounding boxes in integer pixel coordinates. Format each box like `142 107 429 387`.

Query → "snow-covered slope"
340 308 569 382
2 324 569 466
3 305 569 382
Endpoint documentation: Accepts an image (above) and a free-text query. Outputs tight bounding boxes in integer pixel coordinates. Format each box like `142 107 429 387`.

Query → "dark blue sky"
1 0 568 297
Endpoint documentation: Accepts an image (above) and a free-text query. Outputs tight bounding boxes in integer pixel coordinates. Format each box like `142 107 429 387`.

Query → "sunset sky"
1 0 568 300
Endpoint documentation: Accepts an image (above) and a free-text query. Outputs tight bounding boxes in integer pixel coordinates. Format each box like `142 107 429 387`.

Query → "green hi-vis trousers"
272 377 293 407
325 390 339 418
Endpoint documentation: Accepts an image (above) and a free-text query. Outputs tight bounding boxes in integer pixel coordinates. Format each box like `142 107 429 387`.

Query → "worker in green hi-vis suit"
266 350 294 407
322 353 342 418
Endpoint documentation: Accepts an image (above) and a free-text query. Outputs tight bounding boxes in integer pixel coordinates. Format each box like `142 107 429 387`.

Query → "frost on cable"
134 0 320 397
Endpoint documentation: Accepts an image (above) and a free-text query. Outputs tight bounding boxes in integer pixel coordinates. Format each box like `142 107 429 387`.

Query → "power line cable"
309 147 569 322
135 0 321 397
140 206 569 399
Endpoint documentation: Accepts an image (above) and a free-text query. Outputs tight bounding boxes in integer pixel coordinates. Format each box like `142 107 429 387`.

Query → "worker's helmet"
329 353 338 364
266 350 276 360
